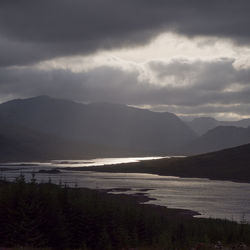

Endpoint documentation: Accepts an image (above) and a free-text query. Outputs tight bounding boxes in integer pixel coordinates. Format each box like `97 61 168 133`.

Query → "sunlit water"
1 157 250 223
0 156 167 168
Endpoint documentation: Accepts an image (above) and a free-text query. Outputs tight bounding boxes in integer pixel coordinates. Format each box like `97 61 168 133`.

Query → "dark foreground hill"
79 143 250 183
0 96 196 156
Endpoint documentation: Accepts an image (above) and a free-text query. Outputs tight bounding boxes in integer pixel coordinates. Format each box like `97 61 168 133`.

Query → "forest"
0 175 249 249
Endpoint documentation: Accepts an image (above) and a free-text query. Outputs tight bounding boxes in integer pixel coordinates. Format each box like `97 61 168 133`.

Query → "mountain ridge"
182 125 250 155
187 116 250 135
0 96 197 161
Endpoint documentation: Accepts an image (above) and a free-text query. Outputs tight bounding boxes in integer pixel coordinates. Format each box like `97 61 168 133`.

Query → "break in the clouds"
0 0 250 119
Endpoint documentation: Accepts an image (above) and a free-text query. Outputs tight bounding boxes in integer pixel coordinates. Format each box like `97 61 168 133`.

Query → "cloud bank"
1 57 250 119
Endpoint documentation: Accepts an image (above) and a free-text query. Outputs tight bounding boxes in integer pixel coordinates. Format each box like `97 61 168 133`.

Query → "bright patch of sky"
36 32 250 72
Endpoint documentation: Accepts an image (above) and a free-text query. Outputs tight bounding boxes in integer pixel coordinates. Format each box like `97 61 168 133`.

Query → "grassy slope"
73 143 250 183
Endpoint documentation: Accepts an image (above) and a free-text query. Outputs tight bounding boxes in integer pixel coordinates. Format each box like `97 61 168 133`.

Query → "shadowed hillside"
79 143 250 183
0 121 145 162
0 96 196 156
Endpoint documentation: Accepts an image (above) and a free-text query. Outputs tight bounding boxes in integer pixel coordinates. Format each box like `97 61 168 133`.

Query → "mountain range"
182 125 250 155
0 96 250 162
0 96 195 161
186 117 250 135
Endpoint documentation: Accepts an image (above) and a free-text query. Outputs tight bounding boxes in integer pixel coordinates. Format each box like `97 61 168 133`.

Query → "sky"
1 0 250 120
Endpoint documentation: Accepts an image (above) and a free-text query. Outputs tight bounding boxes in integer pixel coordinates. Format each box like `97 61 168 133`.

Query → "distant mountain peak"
183 125 250 155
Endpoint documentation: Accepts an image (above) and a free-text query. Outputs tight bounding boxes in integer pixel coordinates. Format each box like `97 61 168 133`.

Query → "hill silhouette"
0 96 196 159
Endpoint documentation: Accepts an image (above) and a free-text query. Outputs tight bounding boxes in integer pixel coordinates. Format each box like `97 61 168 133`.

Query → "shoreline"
94 187 201 219
1 151 250 184
60 164 250 184
2 160 250 184
1 169 247 223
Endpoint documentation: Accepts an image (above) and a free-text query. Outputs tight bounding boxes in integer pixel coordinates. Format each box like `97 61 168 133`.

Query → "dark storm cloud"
0 0 250 66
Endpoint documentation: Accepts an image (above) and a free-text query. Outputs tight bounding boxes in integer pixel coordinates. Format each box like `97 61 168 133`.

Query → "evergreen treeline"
0 176 249 249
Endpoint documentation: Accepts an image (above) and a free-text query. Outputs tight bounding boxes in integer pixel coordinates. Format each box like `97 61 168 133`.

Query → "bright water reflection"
0 156 167 168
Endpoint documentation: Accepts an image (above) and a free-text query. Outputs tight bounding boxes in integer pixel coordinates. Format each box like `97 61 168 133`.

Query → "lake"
1 156 250 223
